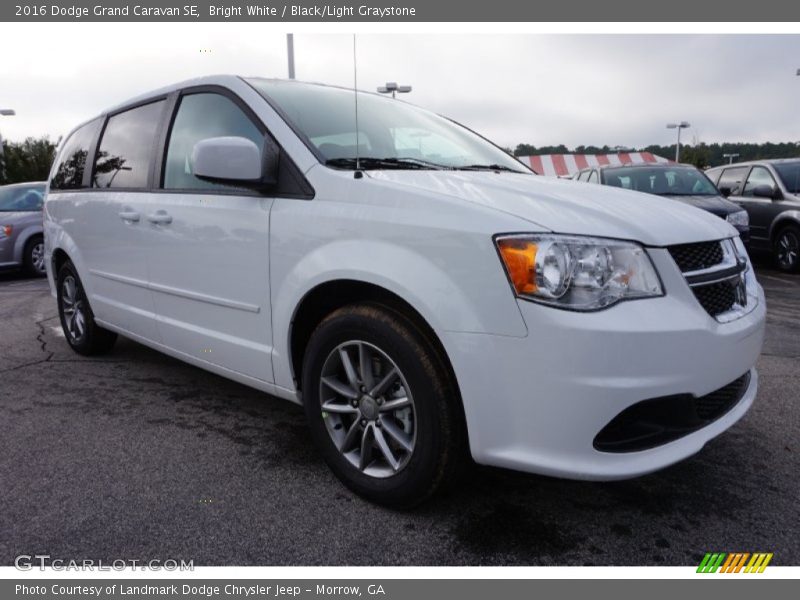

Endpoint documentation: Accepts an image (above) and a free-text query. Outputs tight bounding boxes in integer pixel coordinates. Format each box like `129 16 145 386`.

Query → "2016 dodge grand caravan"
44 76 766 507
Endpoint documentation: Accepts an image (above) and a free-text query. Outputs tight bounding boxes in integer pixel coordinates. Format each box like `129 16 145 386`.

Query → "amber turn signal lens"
497 239 537 295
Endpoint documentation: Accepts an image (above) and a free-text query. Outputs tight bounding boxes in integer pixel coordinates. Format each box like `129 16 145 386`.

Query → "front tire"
774 224 800 273
302 303 466 508
23 236 46 277
57 260 117 355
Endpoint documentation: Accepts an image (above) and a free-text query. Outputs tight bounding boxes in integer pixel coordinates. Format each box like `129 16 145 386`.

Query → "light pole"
286 34 295 79
723 153 740 165
377 82 412 99
666 121 690 162
0 109 15 182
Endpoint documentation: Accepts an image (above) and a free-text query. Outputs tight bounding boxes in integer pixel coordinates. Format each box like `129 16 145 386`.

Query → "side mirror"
752 184 781 200
718 185 732 197
191 136 279 189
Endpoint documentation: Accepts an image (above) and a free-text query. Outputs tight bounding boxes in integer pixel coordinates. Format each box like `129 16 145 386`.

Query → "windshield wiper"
455 164 521 173
325 157 447 170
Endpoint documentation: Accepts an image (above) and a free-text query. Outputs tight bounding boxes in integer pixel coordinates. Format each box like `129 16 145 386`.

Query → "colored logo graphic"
697 552 773 573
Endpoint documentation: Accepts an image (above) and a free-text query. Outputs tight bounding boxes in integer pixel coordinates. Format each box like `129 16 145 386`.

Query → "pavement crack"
35 315 57 361
0 315 57 375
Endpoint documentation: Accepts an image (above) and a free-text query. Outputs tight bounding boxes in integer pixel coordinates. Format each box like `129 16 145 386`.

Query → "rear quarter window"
50 119 101 190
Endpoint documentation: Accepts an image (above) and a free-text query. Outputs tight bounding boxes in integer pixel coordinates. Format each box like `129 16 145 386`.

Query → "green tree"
0 137 57 185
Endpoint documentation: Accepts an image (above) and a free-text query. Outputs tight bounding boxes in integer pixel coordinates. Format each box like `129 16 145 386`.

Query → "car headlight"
726 210 749 228
495 234 663 311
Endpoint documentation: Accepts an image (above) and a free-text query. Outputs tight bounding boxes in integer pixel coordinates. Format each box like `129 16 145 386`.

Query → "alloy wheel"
61 275 87 342
319 341 416 478
777 230 799 270
31 242 46 274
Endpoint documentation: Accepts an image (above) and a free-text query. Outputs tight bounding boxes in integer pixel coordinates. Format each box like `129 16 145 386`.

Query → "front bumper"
443 247 766 480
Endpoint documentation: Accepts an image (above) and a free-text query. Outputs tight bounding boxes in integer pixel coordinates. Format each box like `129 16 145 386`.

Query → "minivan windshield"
247 79 529 173
0 184 45 211
602 166 718 196
773 161 800 194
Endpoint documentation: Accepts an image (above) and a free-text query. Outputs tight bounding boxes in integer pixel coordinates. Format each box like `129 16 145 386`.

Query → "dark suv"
706 159 800 272
573 163 750 245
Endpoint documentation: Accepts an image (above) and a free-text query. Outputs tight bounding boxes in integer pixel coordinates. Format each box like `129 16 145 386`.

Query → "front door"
145 91 274 382
738 166 780 249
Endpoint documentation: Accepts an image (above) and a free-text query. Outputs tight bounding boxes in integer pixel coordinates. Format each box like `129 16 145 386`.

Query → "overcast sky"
1 26 799 150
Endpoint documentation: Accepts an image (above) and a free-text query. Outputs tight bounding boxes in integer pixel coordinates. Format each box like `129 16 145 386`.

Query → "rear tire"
56 260 117 355
301 303 466 508
23 236 46 277
774 224 800 273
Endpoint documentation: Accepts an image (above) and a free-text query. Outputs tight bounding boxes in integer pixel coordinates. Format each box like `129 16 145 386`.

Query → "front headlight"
495 234 663 311
726 210 749 228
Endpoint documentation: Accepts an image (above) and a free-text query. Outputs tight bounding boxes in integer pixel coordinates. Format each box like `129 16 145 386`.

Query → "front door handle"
118 209 140 223
146 210 173 225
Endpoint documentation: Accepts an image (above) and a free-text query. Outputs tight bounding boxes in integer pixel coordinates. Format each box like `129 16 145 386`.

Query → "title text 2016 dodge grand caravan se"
45 76 766 507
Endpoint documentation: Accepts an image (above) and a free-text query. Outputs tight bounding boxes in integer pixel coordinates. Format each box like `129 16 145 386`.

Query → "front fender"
270 238 528 391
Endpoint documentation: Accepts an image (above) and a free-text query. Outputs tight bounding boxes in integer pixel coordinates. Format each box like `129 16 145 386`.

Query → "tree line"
512 141 800 169
2 136 800 186
0 137 57 185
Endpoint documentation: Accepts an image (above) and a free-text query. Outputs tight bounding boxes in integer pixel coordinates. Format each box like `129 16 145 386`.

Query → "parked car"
573 164 750 244
706 159 800 272
0 182 47 277
44 76 765 507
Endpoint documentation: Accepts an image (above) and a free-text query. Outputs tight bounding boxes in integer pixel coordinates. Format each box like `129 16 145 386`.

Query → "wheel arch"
12 225 43 259
769 210 800 242
52 247 71 276
289 279 460 398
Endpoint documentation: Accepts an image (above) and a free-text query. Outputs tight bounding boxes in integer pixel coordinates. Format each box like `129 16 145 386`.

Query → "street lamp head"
666 121 690 129
679 121 690 128
378 82 412 96
666 123 677 129
0 109 15 116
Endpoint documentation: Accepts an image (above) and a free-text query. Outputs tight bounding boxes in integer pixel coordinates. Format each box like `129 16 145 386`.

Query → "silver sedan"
0 182 46 277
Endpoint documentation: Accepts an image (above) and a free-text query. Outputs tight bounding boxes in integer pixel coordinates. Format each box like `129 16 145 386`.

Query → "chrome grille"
668 239 751 322
668 241 724 272
692 280 738 318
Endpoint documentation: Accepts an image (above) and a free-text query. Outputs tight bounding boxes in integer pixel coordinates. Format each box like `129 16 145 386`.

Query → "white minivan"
45 76 766 507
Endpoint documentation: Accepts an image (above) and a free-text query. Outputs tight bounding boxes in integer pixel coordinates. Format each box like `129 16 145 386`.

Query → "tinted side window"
93 100 166 189
588 170 599 183
50 119 101 190
164 93 263 191
743 166 777 196
717 166 749 196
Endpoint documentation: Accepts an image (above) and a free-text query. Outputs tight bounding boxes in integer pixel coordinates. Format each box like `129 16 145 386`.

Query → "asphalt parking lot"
0 259 797 567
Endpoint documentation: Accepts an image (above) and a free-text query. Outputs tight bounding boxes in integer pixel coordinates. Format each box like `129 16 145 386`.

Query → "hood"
366 171 736 246
659 194 742 217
